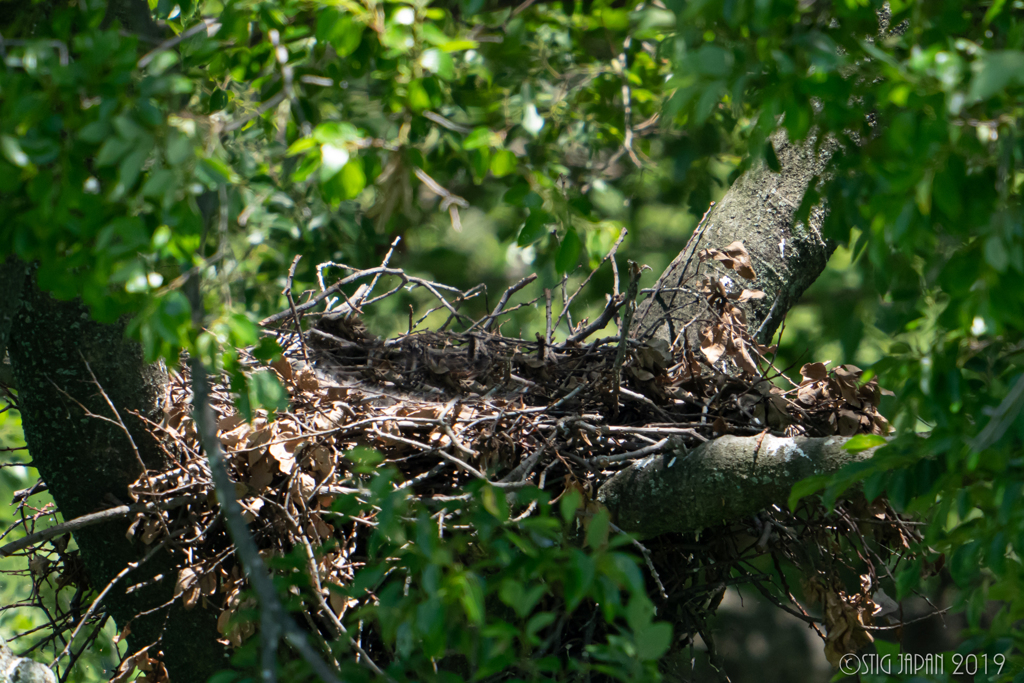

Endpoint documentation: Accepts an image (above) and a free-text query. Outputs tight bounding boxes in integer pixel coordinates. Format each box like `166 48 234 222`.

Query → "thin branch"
48 528 188 668
555 228 627 331
610 261 644 415
186 278 342 683
283 255 310 365
0 497 191 558
138 18 221 69
474 274 539 333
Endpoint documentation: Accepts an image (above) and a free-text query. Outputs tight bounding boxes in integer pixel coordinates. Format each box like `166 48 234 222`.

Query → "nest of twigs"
5 242 930 679
119 244 919 666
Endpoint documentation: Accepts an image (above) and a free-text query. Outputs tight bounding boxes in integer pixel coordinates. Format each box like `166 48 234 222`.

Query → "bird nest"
5 242 933 679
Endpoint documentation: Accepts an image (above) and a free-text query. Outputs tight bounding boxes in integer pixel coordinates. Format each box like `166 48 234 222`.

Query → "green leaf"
555 227 582 273
625 595 654 631
286 138 317 157
407 79 432 112
504 179 530 205
489 149 516 177
874 638 900 659
165 131 192 166
842 434 887 454
455 573 485 624
695 44 734 77
225 313 259 347
469 148 489 183
895 558 922 599
141 169 176 202
480 485 508 520
586 508 610 548
0 136 29 168
949 540 982 587
969 51 1024 102
251 337 282 362
420 49 454 80
439 40 477 53
559 489 581 524
526 612 557 639
983 0 1008 25
985 235 1009 272
694 80 727 124
317 10 364 57
78 121 112 144
788 472 831 510
462 126 493 150
565 550 595 611
518 209 551 246
634 622 672 661
320 143 350 182
237 369 289 422
764 140 781 172
522 103 544 136
198 156 240 184
95 136 134 167
313 121 360 145
339 158 367 199
119 141 155 191
147 50 179 75
209 88 228 111
600 8 629 30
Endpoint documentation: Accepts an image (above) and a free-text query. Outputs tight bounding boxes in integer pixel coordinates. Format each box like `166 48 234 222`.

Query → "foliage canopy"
2 0 1024 680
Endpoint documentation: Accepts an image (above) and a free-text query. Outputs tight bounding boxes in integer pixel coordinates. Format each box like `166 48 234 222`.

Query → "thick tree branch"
597 434 877 538
631 129 836 348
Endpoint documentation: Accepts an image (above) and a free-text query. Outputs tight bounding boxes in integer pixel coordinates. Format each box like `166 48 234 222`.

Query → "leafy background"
3 0 1024 679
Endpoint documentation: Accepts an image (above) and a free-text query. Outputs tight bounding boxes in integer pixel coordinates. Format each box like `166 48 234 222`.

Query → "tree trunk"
631 129 836 347
6 272 229 681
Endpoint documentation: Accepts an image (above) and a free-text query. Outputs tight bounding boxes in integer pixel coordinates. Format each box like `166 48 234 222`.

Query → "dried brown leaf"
295 367 320 392
799 362 829 383
271 356 294 383
711 416 728 436
714 241 757 280
701 326 727 364
732 288 766 302
248 455 275 490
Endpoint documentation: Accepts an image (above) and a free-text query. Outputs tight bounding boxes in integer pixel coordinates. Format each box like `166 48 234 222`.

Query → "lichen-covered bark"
630 129 836 347
597 434 876 538
7 276 228 681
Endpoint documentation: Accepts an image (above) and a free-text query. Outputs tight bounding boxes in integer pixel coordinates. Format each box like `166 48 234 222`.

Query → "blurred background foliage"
3 0 1024 679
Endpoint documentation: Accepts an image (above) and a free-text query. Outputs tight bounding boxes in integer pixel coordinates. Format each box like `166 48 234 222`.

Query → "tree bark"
631 129 836 347
597 434 873 538
7 275 229 679
606 129 847 538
